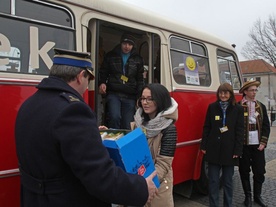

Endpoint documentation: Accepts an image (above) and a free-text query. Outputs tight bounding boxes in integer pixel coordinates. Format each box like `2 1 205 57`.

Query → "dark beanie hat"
120 33 135 45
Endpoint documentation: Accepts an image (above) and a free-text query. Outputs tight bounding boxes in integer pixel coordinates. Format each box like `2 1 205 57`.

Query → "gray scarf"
134 108 172 138
134 98 178 138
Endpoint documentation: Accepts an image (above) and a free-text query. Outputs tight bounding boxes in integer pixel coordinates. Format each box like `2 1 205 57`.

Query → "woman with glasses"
200 82 244 207
133 83 178 207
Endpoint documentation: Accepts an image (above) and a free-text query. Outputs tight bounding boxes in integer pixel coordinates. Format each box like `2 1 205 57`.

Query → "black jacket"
99 44 144 99
201 101 244 166
15 76 148 207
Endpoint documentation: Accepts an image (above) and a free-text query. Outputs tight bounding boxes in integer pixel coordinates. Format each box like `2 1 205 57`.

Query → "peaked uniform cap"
239 80 261 93
53 48 94 80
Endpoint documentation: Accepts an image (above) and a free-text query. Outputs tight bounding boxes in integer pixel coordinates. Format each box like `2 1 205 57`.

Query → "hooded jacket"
134 98 178 207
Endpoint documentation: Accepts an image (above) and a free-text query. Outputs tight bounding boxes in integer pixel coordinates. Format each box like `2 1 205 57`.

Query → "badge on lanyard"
121 75 128 83
220 126 228 133
215 116 220 120
244 112 248 116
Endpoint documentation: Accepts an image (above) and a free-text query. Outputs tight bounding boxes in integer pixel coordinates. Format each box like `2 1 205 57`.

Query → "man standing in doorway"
98 33 144 129
238 80 270 207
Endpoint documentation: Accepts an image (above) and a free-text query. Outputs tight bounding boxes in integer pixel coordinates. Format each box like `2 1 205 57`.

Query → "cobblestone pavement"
174 126 276 207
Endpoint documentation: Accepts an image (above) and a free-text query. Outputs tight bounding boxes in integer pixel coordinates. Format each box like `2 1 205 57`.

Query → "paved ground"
174 126 276 207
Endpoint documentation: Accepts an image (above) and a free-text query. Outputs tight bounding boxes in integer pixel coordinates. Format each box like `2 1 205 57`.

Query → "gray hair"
49 64 90 82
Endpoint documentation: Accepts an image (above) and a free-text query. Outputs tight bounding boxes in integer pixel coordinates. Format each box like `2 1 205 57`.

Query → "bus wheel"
193 155 209 195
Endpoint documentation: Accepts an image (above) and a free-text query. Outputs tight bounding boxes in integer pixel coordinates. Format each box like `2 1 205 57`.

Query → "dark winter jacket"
99 44 144 99
15 76 148 207
200 101 244 166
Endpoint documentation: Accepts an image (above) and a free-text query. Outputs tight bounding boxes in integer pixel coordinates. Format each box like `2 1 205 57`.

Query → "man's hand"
145 171 158 203
99 83 106 94
258 143 266 151
98 125 108 130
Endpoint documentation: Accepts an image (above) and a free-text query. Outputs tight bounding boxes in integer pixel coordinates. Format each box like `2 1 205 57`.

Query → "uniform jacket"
201 101 244 166
239 100 270 145
15 76 148 207
99 44 144 99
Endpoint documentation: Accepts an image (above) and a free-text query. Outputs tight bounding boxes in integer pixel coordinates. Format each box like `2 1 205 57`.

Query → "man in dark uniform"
238 80 270 207
15 48 157 207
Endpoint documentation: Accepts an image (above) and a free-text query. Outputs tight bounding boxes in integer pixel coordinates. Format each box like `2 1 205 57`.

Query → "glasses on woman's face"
219 91 230 96
139 97 154 104
247 89 258 93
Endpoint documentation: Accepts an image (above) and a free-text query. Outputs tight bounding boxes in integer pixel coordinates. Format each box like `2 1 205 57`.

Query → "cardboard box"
100 129 129 140
102 128 160 188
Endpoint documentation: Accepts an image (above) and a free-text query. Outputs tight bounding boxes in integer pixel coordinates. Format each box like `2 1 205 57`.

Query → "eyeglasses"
219 91 230 95
139 97 154 103
247 89 258 92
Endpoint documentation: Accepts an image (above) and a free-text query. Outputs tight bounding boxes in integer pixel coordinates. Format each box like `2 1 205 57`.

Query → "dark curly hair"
138 83 172 120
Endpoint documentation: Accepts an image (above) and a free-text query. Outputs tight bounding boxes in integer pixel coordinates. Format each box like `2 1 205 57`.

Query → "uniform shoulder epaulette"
60 92 80 102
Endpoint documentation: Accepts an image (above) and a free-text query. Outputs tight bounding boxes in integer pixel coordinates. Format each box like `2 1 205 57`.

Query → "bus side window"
217 50 241 90
170 37 211 86
0 47 21 73
0 1 75 76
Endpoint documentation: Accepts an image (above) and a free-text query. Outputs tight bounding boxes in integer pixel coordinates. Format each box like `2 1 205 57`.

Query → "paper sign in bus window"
184 55 200 85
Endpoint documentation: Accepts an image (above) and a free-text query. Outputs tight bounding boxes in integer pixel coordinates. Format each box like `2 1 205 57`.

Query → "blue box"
102 128 160 188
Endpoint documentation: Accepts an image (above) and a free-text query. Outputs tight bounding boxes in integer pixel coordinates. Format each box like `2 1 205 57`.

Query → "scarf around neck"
219 101 229 111
134 98 178 138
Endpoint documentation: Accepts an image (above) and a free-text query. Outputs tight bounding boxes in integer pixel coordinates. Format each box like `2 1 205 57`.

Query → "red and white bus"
0 0 243 206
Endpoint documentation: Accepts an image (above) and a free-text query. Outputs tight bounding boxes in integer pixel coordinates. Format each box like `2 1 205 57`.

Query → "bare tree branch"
241 15 276 67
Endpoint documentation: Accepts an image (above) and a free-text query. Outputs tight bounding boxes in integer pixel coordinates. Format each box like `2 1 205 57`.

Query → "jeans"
106 93 136 129
208 163 234 207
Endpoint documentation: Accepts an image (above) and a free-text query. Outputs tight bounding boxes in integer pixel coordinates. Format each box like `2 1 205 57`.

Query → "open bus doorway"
87 19 161 126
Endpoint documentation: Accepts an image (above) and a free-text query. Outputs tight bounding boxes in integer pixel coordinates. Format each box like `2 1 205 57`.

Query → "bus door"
83 17 161 125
